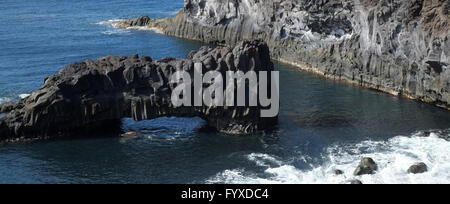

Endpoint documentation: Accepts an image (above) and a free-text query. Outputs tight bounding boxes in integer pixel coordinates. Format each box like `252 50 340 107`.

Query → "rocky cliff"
0 41 277 141
119 0 450 109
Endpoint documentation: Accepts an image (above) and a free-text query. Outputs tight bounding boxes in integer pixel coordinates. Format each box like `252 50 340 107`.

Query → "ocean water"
1 0 450 184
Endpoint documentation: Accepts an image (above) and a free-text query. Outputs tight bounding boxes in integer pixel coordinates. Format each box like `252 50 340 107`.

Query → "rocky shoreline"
0 41 278 141
117 0 450 110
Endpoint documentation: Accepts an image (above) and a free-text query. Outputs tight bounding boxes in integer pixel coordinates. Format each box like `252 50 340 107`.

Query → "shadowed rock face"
119 0 450 110
0 40 277 141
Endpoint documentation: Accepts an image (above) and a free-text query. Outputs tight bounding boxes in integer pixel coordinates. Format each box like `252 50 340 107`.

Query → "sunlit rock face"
120 0 450 109
0 40 277 141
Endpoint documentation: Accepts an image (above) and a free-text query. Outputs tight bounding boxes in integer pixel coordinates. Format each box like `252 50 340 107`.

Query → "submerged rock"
0 40 278 141
407 162 428 174
419 131 432 137
354 157 378 176
121 0 450 110
334 169 344 175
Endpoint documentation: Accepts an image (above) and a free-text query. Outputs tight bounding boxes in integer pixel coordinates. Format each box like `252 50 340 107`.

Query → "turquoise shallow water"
1 0 450 184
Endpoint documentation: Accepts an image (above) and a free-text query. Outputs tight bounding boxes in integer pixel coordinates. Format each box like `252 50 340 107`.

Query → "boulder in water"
419 131 431 137
407 162 428 174
334 169 344 175
354 157 378 176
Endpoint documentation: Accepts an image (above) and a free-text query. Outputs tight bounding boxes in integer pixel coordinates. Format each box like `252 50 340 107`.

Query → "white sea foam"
0 97 12 104
247 153 283 167
96 19 163 35
95 19 124 26
19 94 30 99
101 30 131 36
125 26 164 34
95 19 132 36
0 94 29 104
207 130 450 184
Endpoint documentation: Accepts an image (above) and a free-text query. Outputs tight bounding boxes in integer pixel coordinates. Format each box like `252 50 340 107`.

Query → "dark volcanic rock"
350 179 363 184
0 102 17 114
354 157 378 176
407 162 428 174
419 131 432 137
0 40 278 141
122 0 450 110
116 16 151 28
334 169 344 175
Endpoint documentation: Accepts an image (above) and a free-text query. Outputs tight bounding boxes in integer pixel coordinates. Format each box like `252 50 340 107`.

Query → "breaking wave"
125 26 164 34
95 19 163 35
0 97 12 104
19 94 30 99
207 130 450 184
95 19 131 36
95 19 124 26
0 94 29 104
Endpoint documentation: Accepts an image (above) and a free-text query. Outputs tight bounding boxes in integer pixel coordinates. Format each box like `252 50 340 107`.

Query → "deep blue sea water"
1 0 450 184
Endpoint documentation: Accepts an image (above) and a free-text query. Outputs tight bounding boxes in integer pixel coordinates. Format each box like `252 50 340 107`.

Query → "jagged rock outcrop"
0 40 277 141
119 0 450 110
116 16 151 28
